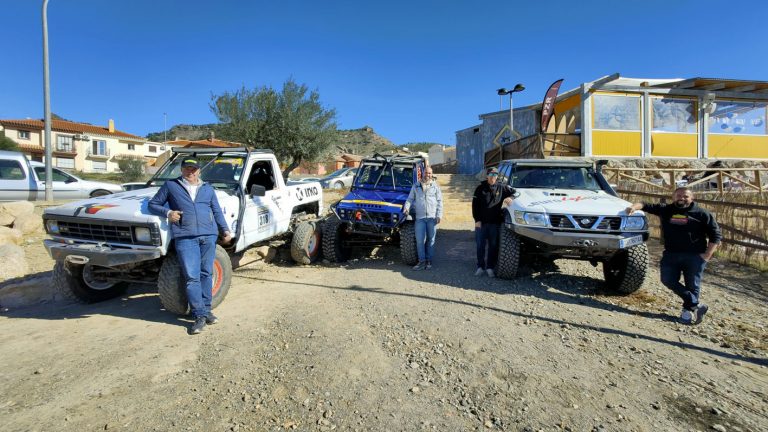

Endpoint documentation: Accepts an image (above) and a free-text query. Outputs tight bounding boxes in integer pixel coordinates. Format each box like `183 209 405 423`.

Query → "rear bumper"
44 240 162 267
510 225 647 251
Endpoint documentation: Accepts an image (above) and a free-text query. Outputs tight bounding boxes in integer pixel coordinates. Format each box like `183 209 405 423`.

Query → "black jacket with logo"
642 202 722 253
472 181 515 224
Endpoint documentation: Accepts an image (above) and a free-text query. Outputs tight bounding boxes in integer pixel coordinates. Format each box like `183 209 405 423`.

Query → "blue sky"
2 0 767 145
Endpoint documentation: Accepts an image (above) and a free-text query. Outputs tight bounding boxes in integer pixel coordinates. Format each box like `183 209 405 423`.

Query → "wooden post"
668 170 675 192
756 169 763 193
718 171 724 196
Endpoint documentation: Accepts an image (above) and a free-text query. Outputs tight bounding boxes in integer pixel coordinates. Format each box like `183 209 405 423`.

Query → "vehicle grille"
58 221 135 244
548 214 622 231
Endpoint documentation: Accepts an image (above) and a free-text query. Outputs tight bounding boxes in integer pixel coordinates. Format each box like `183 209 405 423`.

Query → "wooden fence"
603 167 768 197
484 132 581 166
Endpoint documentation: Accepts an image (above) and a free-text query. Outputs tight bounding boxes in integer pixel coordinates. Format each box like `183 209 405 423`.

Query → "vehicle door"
238 157 291 248
33 167 83 200
0 158 35 201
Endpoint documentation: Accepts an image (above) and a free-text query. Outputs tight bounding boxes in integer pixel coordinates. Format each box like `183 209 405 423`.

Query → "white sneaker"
486 268 495 278
474 267 484 276
679 309 693 324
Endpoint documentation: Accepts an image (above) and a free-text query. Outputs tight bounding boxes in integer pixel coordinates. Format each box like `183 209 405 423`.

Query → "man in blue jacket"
149 158 232 334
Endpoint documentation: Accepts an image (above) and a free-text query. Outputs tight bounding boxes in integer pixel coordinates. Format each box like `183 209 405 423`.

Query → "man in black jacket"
472 167 515 277
626 187 721 324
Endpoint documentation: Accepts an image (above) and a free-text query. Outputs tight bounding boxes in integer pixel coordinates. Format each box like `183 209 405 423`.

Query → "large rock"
13 214 43 235
0 226 23 246
0 244 27 280
0 210 14 227
1 201 34 219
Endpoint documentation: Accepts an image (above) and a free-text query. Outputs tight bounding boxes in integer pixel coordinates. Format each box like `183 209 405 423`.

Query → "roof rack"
171 147 274 154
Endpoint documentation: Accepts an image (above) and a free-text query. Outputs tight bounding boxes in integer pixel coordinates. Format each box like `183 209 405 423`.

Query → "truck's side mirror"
250 184 266 197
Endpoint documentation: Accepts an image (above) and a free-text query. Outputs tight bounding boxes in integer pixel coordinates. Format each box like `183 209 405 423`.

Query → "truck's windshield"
510 166 601 190
354 163 414 190
150 155 246 189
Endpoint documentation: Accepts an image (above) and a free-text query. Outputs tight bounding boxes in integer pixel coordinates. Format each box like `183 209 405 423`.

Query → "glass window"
128 144 135 151
148 145 157 153
652 98 697 133
34 167 71 182
91 140 107 155
56 135 74 152
56 158 75 169
709 100 768 135
0 160 26 179
18 130 30 140
593 94 641 131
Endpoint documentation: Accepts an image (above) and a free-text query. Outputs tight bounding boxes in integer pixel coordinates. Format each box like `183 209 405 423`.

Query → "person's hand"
169 210 182 223
403 207 409 215
700 253 712 262
221 231 233 244
625 206 636 215
475 221 481 228
436 217 441 225
502 197 513 208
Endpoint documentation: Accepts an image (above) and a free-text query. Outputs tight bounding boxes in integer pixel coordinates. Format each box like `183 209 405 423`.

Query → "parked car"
319 167 358 189
0 150 122 201
121 182 150 191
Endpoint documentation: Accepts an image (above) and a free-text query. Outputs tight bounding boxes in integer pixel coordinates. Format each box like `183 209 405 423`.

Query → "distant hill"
401 142 453 153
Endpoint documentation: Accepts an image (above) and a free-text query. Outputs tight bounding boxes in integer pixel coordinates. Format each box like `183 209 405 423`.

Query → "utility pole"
42 0 53 201
163 113 167 144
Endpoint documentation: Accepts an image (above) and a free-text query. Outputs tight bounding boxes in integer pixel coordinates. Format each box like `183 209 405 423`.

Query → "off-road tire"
332 181 344 190
53 261 127 303
399 222 418 266
322 218 351 262
291 221 322 265
603 243 649 294
157 245 232 315
496 226 521 279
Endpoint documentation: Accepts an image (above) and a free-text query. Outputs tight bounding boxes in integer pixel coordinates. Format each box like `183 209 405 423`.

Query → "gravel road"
1 222 766 432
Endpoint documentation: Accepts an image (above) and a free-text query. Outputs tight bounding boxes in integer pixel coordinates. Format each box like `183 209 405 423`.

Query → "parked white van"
0 150 123 201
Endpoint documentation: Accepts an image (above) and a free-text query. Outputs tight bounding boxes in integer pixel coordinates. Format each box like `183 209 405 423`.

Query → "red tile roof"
0 118 144 140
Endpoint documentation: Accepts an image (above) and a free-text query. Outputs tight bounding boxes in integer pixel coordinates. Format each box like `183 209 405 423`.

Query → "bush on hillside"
114 155 146 182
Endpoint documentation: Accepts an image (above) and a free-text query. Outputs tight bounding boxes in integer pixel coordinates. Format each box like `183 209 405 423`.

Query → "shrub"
115 155 146 182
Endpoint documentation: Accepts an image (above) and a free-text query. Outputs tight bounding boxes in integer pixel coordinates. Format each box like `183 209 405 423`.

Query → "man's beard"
674 200 688 208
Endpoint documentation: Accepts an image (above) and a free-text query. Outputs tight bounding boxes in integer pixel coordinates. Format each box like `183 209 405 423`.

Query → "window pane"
36 167 71 182
652 98 697 133
594 95 641 131
56 158 75 169
709 101 768 135
92 161 107 171
0 160 26 179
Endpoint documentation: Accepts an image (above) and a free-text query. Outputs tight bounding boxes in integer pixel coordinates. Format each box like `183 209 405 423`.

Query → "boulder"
0 201 34 219
0 226 24 246
0 210 14 227
0 243 27 280
13 214 43 235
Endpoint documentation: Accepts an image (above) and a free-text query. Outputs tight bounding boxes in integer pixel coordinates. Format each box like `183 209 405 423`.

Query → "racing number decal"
257 207 270 231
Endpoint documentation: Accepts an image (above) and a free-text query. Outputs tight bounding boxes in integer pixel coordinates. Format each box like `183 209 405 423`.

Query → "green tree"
210 78 337 178
114 155 146 182
0 132 19 151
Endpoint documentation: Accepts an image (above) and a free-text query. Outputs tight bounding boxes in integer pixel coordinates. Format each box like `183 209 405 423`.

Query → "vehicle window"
245 160 276 194
35 167 72 182
511 167 601 190
0 160 26 180
393 165 414 188
326 168 347 178
151 154 245 188
355 163 384 187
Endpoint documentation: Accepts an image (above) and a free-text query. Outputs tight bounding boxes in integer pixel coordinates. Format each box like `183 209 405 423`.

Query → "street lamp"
42 0 53 201
497 83 525 142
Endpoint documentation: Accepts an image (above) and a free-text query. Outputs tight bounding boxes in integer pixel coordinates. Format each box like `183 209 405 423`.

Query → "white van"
0 150 123 201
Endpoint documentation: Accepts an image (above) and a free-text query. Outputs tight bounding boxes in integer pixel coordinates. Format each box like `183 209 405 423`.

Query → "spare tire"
157 245 232 315
291 221 322 265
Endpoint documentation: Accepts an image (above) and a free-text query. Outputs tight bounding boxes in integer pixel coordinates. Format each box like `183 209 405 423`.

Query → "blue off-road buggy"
322 154 426 265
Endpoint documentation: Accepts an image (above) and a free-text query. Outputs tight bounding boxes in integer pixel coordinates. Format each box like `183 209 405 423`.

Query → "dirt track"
1 222 767 432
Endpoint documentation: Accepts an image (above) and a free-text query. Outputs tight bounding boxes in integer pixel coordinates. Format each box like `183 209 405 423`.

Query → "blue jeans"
660 251 708 310
475 223 500 270
414 217 437 262
174 235 218 318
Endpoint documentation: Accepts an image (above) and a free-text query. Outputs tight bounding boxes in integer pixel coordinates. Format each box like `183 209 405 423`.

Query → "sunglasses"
487 173 499 177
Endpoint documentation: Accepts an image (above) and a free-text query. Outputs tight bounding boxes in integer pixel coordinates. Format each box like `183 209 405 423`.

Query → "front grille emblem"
580 218 592 225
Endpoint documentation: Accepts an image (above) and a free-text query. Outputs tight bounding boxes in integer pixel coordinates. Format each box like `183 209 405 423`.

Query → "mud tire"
496 226 521 279
322 218 351 263
399 222 418 266
157 245 232 315
53 261 127 303
291 221 322 265
603 243 649 295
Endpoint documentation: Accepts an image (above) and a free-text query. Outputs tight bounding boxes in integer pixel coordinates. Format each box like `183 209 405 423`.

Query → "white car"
0 150 122 201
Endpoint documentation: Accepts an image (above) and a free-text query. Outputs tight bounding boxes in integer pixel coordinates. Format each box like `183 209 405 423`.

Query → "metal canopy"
652 77 768 94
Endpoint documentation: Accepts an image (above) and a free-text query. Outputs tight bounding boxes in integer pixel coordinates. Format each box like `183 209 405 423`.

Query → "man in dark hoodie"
472 167 515 277
626 187 721 324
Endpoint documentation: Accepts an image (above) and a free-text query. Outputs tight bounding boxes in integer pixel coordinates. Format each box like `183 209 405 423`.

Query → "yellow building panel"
592 130 642 156
555 94 580 113
708 135 768 159
651 133 698 157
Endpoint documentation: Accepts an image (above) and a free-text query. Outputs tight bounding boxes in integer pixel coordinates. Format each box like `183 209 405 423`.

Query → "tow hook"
573 239 598 247
66 255 90 265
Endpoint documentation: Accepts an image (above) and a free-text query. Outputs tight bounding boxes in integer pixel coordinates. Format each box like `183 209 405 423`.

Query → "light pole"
497 83 525 142
163 112 167 144
42 0 53 201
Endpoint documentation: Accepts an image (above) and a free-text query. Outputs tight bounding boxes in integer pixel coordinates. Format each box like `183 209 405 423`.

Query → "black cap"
487 167 499 175
181 158 200 168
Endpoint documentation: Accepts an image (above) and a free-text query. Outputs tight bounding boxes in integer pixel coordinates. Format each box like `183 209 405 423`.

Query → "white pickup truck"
42 147 323 314
494 159 650 294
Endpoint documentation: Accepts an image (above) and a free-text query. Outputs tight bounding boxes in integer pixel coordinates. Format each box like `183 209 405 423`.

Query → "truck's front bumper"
44 240 162 267
509 225 647 251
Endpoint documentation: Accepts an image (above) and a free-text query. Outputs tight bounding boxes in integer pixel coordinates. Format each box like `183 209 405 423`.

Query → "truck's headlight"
134 227 152 243
45 220 59 234
624 216 646 230
514 211 547 226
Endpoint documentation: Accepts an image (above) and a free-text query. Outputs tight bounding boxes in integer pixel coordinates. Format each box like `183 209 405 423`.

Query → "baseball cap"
486 167 499 176
181 158 200 168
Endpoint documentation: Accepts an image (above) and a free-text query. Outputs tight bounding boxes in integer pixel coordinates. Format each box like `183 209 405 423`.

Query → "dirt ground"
1 222 766 432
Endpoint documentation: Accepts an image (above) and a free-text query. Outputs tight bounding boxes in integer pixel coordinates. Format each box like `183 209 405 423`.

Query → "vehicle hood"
512 188 636 216
337 189 409 209
43 188 162 222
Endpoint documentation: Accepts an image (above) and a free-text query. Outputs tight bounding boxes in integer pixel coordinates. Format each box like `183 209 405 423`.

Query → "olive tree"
210 78 337 178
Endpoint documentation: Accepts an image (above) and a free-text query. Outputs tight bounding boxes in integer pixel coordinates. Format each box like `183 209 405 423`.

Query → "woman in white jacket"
403 167 443 270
